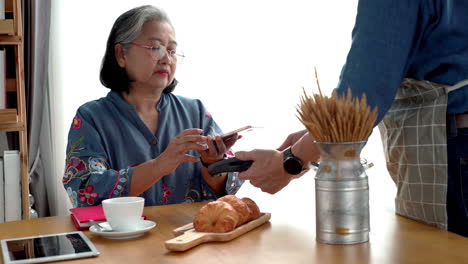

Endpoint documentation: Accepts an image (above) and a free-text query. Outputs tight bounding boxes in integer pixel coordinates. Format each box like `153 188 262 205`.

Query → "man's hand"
277 130 308 151
236 149 293 194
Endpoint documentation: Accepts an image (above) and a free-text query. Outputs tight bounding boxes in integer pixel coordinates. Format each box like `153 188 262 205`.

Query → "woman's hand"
199 134 239 165
157 128 208 175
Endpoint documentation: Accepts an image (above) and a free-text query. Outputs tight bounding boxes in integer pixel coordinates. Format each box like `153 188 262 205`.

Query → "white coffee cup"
102 197 145 232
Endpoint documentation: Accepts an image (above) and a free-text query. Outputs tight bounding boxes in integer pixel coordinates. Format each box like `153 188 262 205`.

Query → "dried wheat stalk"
296 70 378 142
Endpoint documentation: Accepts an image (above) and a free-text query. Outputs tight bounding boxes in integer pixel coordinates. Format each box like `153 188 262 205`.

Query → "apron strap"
446 79 468 93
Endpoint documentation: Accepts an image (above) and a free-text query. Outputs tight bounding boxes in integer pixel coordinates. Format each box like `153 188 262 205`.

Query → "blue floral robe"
63 91 243 207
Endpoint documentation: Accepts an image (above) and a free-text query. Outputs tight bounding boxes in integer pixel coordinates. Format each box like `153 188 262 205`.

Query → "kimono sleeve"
198 103 244 197
62 111 135 208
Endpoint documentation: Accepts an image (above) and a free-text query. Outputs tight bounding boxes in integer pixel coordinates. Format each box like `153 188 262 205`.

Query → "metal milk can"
314 141 370 244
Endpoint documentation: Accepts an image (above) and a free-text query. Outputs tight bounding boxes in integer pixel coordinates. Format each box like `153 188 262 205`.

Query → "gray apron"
378 78 468 229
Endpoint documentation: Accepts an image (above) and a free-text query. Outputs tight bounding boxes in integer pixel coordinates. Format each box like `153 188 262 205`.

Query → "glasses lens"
151 46 165 60
148 45 184 64
174 50 185 64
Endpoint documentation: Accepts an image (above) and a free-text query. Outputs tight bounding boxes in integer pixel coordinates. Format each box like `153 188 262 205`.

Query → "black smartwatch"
283 146 304 175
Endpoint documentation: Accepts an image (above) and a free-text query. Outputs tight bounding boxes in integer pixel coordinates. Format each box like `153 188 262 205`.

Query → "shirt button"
151 140 157 145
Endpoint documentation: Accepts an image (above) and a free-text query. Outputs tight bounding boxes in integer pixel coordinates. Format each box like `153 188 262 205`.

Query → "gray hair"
114 5 173 49
100 5 178 93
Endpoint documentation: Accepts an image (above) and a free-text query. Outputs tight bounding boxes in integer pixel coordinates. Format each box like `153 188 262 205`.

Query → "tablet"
1 231 99 264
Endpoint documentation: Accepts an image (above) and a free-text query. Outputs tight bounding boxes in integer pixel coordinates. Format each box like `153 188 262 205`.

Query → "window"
50 0 395 209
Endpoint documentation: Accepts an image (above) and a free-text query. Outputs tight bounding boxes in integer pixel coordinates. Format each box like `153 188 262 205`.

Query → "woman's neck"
122 85 164 113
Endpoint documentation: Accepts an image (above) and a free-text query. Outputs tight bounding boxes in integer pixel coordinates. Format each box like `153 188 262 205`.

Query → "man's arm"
236 132 319 194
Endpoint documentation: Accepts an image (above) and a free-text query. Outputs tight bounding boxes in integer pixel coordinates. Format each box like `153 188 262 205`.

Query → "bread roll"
193 201 239 233
241 197 261 222
218 195 251 226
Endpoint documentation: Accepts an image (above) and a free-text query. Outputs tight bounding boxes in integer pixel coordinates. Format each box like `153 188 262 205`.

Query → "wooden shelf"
0 0 29 220
0 35 21 44
0 108 17 123
0 19 14 35
0 120 24 132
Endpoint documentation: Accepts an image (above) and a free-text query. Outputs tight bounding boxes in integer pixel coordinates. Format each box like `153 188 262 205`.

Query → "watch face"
284 157 303 175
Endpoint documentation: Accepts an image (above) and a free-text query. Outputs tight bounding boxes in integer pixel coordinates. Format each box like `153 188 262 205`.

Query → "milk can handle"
309 161 319 172
361 158 374 171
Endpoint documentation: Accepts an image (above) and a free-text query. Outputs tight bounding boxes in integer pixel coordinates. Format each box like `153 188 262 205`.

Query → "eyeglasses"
130 42 185 64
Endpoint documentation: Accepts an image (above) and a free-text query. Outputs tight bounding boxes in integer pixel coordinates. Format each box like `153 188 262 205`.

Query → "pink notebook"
69 205 107 230
69 205 145 230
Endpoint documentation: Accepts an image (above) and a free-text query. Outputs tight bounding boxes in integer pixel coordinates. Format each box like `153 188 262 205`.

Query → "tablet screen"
1 231 99 264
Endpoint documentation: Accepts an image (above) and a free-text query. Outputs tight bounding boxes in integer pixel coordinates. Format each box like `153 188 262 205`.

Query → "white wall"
49 0 395 215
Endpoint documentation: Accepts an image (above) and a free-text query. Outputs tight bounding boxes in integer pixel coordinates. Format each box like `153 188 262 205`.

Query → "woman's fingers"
174 129 237 164
183 153 200 163
172 129 209 152
184 134 208 144
174 128 208 145
213 135 227 154
178 142 208 153
206 136 218 156
179 128 204 136
167 132 208 156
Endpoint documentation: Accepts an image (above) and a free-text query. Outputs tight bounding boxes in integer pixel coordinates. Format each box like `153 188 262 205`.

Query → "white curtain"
49 0 395 216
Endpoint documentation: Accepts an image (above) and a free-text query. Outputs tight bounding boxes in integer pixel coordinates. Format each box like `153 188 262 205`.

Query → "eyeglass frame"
130 42 185 63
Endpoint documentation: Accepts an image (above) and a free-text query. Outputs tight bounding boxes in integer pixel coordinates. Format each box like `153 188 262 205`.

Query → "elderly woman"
63 5 242 207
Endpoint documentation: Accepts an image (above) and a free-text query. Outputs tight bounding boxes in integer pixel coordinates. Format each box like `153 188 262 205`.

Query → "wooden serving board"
165 212 271 252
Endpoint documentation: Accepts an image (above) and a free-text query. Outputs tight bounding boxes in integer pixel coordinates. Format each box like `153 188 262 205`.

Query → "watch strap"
200 154 227 168
283 146 304 175
200 159 212 167
283 146 302 163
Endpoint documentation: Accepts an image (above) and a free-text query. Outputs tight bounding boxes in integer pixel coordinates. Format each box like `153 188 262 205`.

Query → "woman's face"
119 20 177 91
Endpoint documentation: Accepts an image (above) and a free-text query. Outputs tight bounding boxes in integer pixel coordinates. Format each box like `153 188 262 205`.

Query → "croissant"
193 201 239 233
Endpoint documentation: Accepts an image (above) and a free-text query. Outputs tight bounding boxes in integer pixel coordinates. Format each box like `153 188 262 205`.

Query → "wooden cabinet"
0 0 29 219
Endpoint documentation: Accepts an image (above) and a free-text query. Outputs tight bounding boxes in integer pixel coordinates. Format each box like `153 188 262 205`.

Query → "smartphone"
221 125 254 141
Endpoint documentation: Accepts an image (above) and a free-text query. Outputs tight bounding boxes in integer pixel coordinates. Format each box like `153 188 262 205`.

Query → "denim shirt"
336 0 468 123
63 91 243 207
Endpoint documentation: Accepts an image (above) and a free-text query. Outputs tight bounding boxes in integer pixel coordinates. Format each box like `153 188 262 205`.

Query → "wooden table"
1 174 468 264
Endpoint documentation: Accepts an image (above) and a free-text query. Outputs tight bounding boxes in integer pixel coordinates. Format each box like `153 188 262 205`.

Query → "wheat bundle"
296 71 378 142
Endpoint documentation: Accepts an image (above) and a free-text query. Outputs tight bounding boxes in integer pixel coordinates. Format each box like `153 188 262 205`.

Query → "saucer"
89 220 156 240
